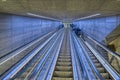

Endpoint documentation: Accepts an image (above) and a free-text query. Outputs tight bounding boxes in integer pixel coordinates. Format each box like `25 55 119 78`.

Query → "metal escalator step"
58 59 71 62
101 73 110 79
18 72 28 78
97 67 105 73
91 57 96 60
60 54 71 56
94 63 102 67
53 71 73 77
56 62 72 66
59 56 71 59
52 77 73 80
55 66 72 71
90 54 94 56
93 60 99 63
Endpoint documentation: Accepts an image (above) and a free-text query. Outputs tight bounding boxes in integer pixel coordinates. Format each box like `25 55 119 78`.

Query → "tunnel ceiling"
0 0 120 21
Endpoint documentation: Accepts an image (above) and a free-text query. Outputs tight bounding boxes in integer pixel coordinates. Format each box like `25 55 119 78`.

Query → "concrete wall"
0 13 61 57
108 36 120 73
73 15 120 42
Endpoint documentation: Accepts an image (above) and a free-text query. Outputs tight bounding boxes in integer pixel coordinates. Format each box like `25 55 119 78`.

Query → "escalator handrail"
34 29 63 80
45 29 64 80
72 32 96 80
79 37 105 80
24 29 63 79
1 32 57 80
24 31 60 79
70 30 82 80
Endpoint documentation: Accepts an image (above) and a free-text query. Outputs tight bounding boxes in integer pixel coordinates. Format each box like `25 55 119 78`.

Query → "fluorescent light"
2 0 7 2
74 13 101 21
27 13 60 21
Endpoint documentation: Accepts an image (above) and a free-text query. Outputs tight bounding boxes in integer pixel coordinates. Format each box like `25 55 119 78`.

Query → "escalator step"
59 56 71 59
91 57 96 60
56 62 72 66
90 54 94 56
101 73 110 79
53 71 73 77
55 66 72 71
60 54 71 56
52 77 73 80
94 63 102 67
58 59 71 62
97 67 105 73
93 60 99 63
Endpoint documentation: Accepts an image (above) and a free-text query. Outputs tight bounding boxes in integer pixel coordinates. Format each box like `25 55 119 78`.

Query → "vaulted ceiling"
0 0 120 21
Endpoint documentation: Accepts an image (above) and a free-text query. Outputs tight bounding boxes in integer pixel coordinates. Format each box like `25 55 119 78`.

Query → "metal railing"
72 31 96 80
33 29 63 80
45 29 64 80
24 30 62 80
70 30 83 80
79 37 105 80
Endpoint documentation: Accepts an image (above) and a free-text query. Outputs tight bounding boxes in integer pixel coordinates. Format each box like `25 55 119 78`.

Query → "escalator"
52 28 74 80
77 31 120 80
87 48 112 79
72 27 120 80
13 30 63 80
14 35 55 80
0 30 61 80
1 27 120 80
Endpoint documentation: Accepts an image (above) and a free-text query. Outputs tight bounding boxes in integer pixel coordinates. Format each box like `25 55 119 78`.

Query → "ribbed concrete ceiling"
0 0 120 21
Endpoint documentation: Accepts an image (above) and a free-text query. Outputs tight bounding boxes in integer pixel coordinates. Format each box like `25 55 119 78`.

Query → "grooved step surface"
101 73 109 79
55 66 72 71
97 67 105 73
58 59 71 62
56 62 72 66
53 71 73 77
52 77 73 80
52 28 74 79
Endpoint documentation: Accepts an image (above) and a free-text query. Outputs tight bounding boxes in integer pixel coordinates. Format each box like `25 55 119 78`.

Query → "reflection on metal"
79 37 104 80
72 32 96 80
70 29 82 80
45 29 64 80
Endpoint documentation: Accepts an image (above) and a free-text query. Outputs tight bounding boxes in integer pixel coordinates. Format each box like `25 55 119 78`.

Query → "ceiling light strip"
27 13 60 21
74 13 101 21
